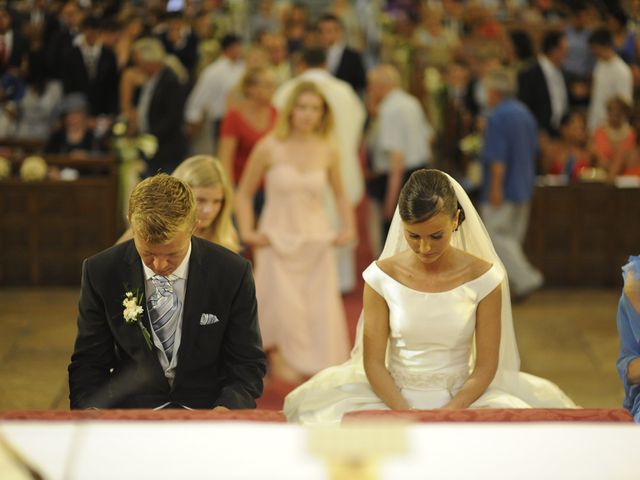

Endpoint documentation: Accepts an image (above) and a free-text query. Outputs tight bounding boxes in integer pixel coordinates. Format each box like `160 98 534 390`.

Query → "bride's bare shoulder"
375 251 411 276
453 248 493 277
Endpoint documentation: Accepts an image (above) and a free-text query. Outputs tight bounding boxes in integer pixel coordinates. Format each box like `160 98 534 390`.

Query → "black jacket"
517 62 570 137
62 44 119 116
68 237 266 409
333 46 366 94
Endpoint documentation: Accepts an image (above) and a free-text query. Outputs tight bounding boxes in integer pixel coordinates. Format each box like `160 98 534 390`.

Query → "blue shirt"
617 256 640 422
480 98 538 203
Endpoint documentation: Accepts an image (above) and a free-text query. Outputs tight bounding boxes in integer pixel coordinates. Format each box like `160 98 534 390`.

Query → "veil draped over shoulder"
284 172 575 424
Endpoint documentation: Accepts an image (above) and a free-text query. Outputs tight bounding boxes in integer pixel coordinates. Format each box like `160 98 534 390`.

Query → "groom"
68 174 266 409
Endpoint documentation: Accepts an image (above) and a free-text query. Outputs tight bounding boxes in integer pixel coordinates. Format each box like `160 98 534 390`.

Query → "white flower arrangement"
112 124 159 223
136 134 158 159
122 290 152 349
20 155 48 182
459 133 483 155
0 156 10 179
111 121 158 162
123 291 144 322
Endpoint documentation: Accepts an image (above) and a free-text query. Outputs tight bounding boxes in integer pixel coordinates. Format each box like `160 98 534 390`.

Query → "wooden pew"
0 154 118 286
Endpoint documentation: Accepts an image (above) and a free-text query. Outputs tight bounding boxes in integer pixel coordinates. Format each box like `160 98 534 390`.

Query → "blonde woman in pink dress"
235 81 356 383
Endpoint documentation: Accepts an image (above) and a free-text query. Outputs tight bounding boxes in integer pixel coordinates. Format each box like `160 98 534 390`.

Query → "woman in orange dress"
545 112 591 179
590 96 636 177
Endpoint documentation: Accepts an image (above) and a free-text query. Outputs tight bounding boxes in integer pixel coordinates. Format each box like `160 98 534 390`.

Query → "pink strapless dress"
254 162 350 375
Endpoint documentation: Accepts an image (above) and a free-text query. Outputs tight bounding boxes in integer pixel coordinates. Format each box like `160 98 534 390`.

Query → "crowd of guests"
0 0 637 420
1 1 639 182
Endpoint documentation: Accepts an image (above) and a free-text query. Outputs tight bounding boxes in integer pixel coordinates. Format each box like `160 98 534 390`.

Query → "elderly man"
69 174 266 409
132 37 188 175
481 68 543 300
366 64 433 253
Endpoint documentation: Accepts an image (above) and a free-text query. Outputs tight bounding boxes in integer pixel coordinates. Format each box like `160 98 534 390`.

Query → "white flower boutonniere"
122 290 152 350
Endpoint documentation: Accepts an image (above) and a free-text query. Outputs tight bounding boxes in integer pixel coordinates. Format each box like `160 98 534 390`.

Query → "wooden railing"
525 183 640 287
0 154 118 286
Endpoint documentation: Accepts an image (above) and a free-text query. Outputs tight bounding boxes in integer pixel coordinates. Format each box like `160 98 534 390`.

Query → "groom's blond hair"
128 174 196 244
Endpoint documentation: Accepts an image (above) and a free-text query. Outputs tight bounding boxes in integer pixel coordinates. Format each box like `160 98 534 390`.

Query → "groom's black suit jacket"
68 237 266 409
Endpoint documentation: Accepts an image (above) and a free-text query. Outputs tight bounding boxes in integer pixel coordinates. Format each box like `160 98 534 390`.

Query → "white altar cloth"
1 421 637 479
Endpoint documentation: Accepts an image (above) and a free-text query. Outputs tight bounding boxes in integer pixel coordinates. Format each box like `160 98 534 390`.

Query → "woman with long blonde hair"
236 81 356 383
118 155 239 252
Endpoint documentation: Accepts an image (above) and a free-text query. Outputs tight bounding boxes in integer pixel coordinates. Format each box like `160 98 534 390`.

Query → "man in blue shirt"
480 68 543 300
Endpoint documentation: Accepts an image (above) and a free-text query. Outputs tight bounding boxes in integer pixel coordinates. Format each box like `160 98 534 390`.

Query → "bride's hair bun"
399 169 462 226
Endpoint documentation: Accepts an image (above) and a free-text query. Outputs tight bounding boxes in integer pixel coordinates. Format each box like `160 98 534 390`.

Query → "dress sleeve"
362 262 385 297
474 265 504 301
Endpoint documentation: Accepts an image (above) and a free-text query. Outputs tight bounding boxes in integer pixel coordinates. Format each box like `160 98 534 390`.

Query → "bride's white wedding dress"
364 261 531 410
284 172 576 424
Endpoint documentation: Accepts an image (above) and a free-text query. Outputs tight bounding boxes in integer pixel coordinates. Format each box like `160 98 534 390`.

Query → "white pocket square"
200 313 219 326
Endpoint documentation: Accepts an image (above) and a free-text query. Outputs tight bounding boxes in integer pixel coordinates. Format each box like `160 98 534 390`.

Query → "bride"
284 169 575 424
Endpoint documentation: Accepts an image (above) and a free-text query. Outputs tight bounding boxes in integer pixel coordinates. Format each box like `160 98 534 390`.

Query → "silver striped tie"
148 275 179 361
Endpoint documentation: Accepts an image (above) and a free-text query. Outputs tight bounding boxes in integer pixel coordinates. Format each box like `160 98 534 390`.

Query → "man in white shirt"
69 174 265 409
367 64 433 252
185 33 244 153
273 47 366 292
587 28 633 132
